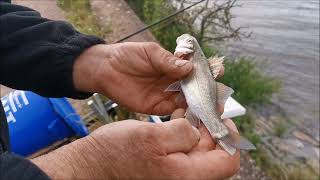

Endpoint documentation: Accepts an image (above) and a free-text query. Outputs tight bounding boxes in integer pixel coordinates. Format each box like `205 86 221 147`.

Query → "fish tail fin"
218 127 256 155
218 137 237 155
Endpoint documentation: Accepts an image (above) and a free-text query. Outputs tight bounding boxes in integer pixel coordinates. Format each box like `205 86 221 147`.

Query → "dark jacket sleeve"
0 2 105 99
0 2 105 180
0 153 51 180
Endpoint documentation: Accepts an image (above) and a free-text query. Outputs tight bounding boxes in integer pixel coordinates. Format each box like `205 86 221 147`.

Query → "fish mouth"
174 44 193 60
175 44 193 54
178 53 190 60
174 51 192 60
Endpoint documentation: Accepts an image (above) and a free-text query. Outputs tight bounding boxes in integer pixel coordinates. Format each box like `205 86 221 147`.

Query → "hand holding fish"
34 113 240 180
73 38 254 155
171 109 240 179
35 41 242 180
73 42 193 115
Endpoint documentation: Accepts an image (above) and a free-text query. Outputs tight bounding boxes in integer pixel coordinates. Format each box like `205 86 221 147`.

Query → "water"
223 0 319 140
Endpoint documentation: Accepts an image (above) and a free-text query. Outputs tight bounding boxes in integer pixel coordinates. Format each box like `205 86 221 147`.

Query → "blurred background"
1 0 319 179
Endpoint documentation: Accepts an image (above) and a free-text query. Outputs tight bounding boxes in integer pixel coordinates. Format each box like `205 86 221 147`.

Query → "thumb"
156 118 200 154
145 43 193 79
170 108 186 120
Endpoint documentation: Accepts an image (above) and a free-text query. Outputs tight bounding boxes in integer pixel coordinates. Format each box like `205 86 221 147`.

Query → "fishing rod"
115 0 206 43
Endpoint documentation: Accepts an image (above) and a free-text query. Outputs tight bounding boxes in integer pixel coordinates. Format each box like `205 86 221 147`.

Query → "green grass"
125 0 146 20
220 57 281 107
288 166 320 180
273 119 286 137
218 57 283 179
126 0 190 52
57 0 111 37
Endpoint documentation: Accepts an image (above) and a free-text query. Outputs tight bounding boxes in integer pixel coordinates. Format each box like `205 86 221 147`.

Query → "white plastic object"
221 97 246 119
149 97 246 123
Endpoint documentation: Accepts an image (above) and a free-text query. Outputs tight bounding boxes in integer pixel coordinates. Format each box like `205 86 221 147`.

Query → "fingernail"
192 126 201 141
175 59 190 67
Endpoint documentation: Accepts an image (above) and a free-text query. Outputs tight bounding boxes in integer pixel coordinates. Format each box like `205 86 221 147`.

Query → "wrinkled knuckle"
147 42 161 50
176 119 192 133
135 125 164 154
163 158 191 179
137 124 159 141
166 56 178 63
147 42 172 59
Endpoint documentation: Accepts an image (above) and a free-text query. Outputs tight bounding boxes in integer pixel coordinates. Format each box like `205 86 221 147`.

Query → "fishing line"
115 0 206 43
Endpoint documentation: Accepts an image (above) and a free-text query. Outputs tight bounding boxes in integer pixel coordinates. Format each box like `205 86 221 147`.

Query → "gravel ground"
229 152 270 180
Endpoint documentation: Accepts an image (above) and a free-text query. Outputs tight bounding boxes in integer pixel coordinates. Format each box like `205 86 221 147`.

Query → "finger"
176 100 188 110
190 149 240 180
152 98 177 115
157 118 200 154
174 93 188 109
190 119 240 179
145 43 193 79
170 108 186 120
151 92 185 115
189 123 216 152
224 118 239 132
164 57 193 79
174 52 191 60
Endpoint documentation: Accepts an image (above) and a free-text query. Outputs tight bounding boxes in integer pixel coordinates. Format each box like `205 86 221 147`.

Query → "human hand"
73 42 193 115
32 116 239 180
171 108 241 178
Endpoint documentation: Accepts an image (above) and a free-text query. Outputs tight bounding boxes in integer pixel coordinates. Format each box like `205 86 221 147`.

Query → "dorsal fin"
216 82 234 105
208 56 225 79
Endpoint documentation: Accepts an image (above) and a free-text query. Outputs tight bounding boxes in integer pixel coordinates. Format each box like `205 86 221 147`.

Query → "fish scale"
185 41 227 137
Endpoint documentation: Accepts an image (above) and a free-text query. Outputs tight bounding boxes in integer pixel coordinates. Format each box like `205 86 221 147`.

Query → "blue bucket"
1 90 89 156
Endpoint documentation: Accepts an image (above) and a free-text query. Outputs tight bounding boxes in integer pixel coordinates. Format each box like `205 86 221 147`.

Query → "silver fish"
166 34 255 155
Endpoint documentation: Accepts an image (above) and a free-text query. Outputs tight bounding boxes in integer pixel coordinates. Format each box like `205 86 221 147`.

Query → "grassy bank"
57 0 111 38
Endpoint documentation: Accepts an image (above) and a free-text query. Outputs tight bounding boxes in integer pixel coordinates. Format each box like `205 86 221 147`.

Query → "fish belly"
182 80 237 155
181 76 228 139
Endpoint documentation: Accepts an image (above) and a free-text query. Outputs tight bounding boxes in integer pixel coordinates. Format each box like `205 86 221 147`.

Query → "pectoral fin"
165 81 181 92
208 56 225 79
185 108 200 127
216 82 234 105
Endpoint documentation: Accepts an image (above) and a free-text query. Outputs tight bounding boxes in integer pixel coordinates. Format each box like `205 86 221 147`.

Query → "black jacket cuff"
0 153 51 180
52 33 105 99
